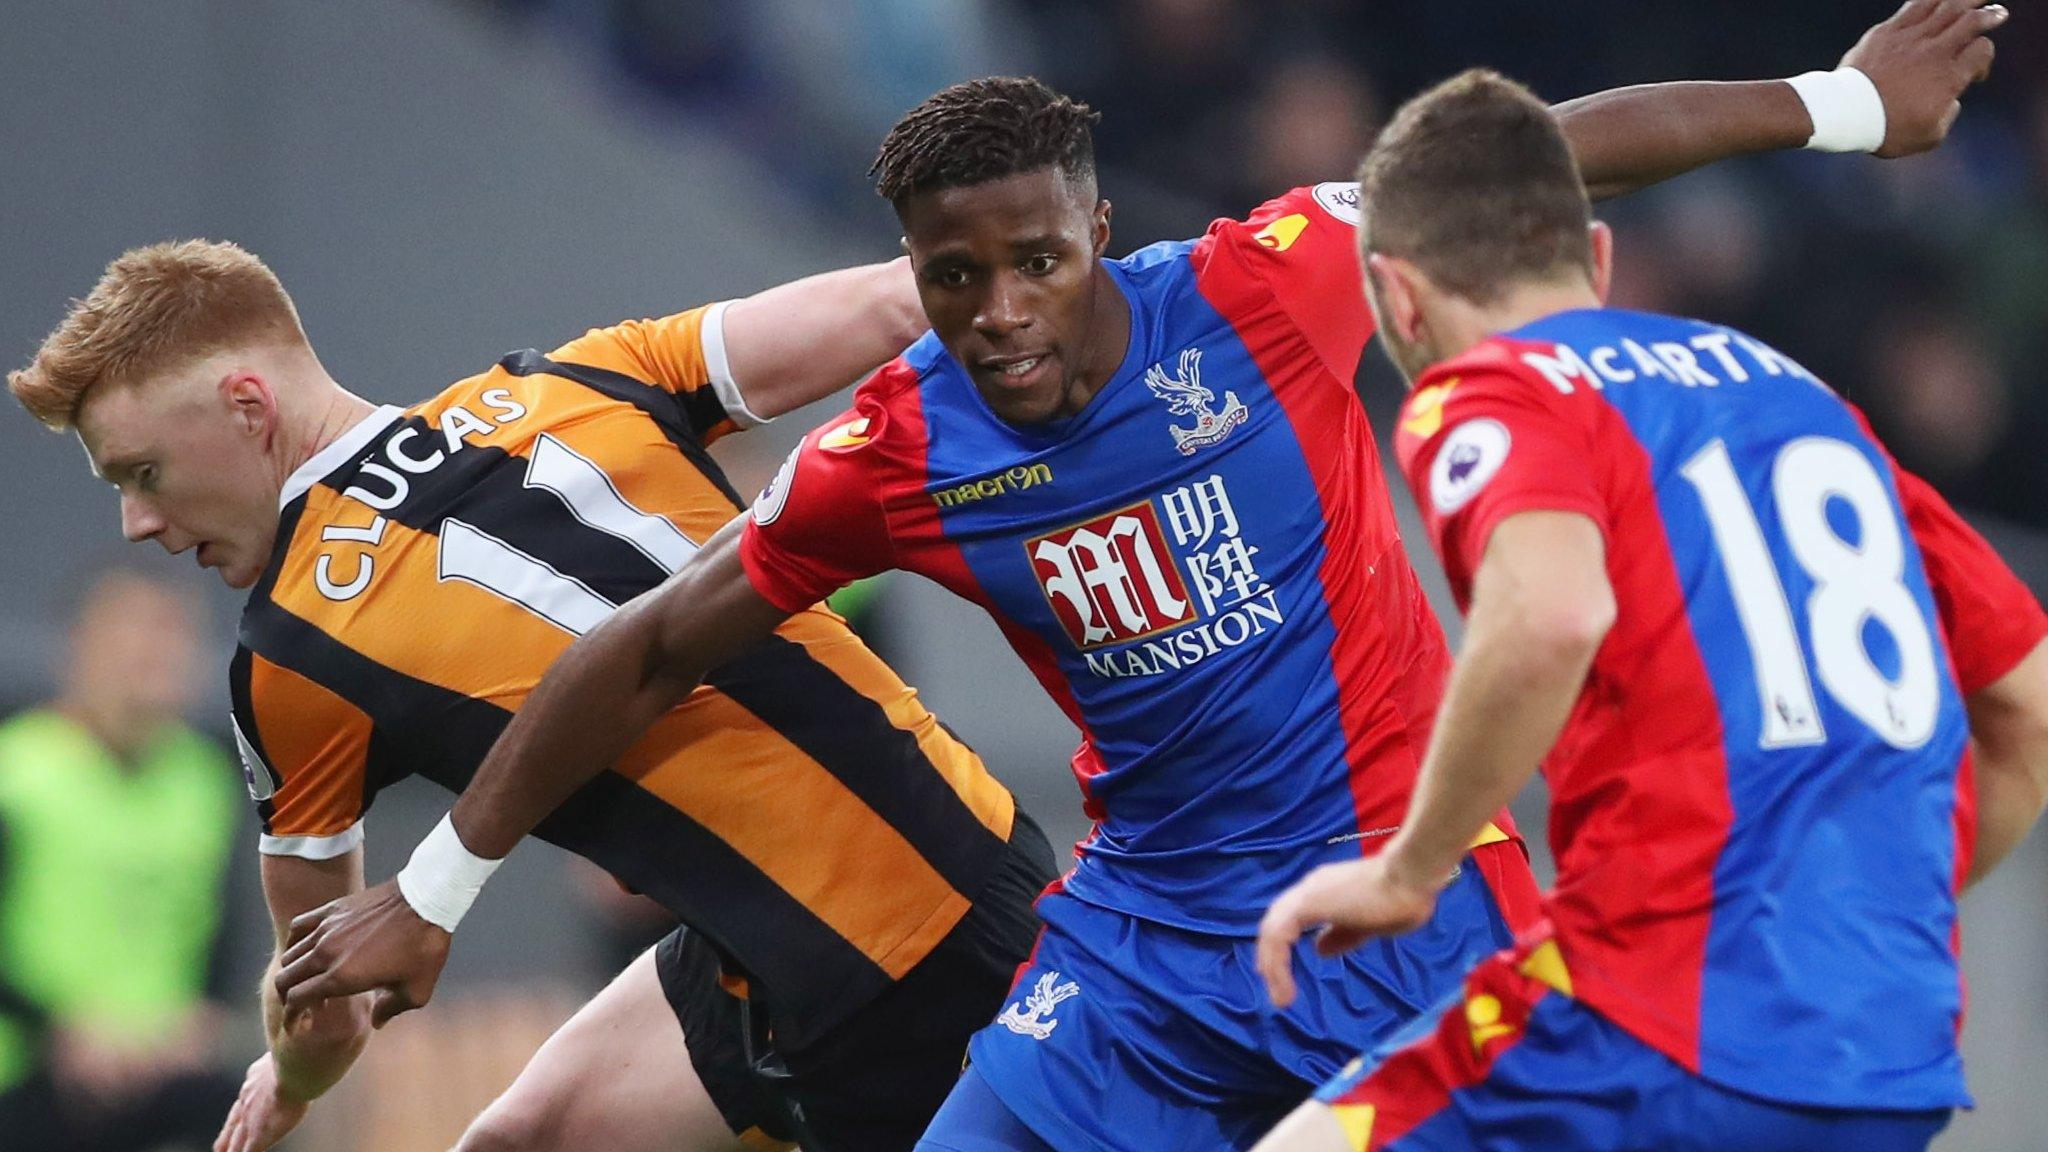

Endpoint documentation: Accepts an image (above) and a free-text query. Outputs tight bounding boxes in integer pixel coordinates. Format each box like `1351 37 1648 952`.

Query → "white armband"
1786 68 1887 154
394 814 504 933
700 299 773 429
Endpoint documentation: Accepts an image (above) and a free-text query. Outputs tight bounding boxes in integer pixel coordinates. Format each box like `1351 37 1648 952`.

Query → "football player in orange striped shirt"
8 242 1056 1152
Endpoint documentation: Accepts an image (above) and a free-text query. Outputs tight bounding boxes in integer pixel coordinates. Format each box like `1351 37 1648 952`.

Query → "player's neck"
1439 279 1601 362
1061 261 1133 415
274 382 378 495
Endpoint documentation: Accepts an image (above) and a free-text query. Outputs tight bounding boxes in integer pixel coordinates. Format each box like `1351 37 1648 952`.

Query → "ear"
219 371 279 439
1091 199 1113 259
1365 253 1426 347
1587 221 1615 304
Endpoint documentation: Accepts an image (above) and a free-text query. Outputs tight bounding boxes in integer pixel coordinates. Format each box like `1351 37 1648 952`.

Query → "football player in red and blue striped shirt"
1256 62 2045 1152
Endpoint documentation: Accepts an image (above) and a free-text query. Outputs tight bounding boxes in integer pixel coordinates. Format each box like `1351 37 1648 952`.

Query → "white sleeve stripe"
259 821 365 860
699 299 772 429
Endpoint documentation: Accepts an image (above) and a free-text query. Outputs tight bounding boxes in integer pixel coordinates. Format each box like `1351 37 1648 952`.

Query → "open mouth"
980 353 1055 392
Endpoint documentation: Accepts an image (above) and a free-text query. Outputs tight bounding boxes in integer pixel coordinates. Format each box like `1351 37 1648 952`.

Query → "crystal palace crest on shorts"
996 971 1080 1040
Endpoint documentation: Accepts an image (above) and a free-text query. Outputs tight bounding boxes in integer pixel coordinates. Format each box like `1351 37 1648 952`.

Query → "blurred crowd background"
1 1 2043 1149
485 0 2048 531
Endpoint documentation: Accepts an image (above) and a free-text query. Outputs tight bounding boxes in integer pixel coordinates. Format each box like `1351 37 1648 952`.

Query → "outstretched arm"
216 851 371 1152
271 519 790 1022
723 258 925 419
1558 0 2005 200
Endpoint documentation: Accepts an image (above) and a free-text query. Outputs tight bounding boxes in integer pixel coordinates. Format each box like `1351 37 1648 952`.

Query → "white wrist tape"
1786 68 1887 154
395 815 503 933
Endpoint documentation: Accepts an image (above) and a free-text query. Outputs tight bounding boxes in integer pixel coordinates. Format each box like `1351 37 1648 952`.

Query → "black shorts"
656 808 1056 1152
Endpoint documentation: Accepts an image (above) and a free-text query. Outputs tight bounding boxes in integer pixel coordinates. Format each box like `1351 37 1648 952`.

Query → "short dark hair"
1358 69 1593 304
871 77 1100 207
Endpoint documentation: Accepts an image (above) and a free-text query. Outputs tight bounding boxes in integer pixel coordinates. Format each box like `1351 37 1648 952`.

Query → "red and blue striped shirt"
1396 307 2048 1109
741 185 1522 932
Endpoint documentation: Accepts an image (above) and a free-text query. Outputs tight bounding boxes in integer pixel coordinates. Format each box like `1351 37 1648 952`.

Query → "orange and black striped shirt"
229 304 1017 1047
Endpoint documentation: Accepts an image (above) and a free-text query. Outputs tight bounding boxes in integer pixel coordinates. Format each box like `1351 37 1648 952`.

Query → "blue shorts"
947 847 1522 1152
1314 951 1953 1152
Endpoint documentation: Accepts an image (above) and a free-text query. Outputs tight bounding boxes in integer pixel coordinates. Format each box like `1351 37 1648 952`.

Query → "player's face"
75 364 286 590
898 167 1115 425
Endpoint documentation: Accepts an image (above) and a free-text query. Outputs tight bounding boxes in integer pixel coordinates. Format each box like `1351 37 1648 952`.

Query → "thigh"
779 969 990 1152
1326 969 1954 1152
1266 849 1528 1093
458 939 781 1152
781 814 1053 1152
1247 1101 1362 1152
914 1066 1059 1152
779 916 1022 1152
963 897 1286 1152
1315 960 1672 1152
1677 1082 1951 1152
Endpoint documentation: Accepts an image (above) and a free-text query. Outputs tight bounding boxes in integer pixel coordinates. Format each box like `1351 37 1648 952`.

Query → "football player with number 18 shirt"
1256 66 2047 1152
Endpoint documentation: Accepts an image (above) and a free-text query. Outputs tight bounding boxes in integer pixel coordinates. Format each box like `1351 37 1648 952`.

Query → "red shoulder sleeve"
1837 404 2048 694
1208 183 1374 382
1394 348 1608 601
737 382 901 614
1895 466 2048 695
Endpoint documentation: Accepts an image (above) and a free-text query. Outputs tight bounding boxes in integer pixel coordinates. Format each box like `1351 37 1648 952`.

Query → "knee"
455 1096 560 1152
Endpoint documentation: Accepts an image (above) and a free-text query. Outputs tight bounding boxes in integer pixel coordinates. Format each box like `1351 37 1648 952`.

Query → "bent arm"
1965 639 2048 886
260 850 371 1100
723 258 925 420
449 518 793 860
1380 512 1615 893
1557 0 2004 200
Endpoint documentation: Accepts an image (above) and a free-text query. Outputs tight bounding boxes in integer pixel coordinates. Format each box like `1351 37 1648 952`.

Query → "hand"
1256 856 1441 1010
275 878 451 1028
214 1054 308 1152
1844 0 2008 158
